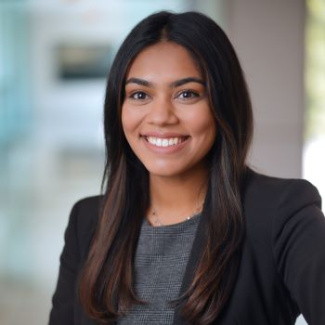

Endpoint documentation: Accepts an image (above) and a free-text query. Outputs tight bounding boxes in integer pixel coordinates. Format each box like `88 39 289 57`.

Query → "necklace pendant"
152 210 163 226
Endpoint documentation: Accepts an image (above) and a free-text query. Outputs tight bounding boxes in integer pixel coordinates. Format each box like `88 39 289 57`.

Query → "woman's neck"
148 170 208 226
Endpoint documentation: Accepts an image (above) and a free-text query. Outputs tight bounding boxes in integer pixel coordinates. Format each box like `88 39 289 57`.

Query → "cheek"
189 111 217 141
121 106 136 136
121 109 128 135
121 105 146 135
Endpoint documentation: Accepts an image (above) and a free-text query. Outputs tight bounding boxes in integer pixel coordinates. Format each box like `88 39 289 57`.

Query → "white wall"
227 0 305 178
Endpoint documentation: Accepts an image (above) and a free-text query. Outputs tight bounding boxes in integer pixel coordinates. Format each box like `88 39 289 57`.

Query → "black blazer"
49 170 325 324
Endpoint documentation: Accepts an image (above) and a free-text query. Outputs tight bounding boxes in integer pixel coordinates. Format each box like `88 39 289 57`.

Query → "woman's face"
121 42 216 179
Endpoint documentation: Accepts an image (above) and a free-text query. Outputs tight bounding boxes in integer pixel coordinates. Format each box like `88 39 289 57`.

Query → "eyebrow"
125 77 206 88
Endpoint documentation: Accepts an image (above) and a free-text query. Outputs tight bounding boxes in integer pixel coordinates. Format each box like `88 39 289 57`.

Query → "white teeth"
162 139 168 147
146 137 184 147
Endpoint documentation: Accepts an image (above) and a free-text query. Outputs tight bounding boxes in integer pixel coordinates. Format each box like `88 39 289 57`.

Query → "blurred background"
0 0 324 324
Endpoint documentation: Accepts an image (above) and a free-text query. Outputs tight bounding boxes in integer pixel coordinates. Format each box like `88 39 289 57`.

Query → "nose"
147 96 179 126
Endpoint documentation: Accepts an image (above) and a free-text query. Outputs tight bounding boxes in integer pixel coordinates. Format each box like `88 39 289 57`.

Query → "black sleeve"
273 180 325 325
49 201 81 325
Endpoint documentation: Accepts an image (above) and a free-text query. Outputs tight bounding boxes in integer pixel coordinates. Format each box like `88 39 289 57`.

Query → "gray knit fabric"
117 214 200 325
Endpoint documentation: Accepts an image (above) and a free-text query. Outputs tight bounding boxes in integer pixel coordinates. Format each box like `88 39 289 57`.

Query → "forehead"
126 42 203 81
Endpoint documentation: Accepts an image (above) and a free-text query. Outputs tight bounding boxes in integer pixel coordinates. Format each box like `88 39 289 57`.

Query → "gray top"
117 214 200 325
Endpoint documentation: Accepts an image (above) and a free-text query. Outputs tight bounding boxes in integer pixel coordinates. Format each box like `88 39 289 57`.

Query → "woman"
49 11 325 325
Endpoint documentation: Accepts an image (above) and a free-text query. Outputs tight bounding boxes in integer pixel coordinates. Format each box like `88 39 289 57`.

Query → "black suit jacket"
49 170 325 324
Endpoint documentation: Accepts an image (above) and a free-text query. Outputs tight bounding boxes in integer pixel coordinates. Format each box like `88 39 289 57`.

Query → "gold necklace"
150 203 203 227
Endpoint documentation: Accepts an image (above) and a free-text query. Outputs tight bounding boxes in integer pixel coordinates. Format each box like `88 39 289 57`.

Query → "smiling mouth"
145 136 188 147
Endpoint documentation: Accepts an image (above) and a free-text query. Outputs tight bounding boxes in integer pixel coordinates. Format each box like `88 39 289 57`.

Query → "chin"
145 163 204 179
144 164 184 178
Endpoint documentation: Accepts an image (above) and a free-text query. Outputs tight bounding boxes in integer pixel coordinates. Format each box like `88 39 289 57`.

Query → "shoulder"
241 168 324 267
70 195 102 226
72 195 103 217
237 170 325 324
243 168 322 212
242 168 323 243
66 195 103 258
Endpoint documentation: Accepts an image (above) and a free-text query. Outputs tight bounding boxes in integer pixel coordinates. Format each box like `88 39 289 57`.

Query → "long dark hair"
79 11 253 324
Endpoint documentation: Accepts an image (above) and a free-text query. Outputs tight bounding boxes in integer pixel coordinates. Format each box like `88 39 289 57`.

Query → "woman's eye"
130 91 148 100
178 90 199 99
